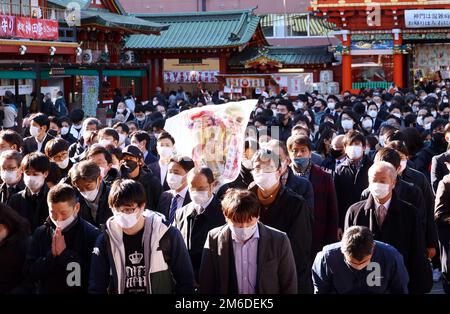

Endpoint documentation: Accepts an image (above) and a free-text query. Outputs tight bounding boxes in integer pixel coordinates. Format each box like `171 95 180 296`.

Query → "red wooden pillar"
150 58 157 97
219 53 227 74
157 58 164 92
393 29 403 88
341 31 352 93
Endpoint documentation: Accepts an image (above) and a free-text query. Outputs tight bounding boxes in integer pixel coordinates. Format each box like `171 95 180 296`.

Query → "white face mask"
341 119 354 131
368 110 378 119
362 119 372 129
242 158 253 170
99 166 109 178
424 123 431 130
346 145 363 160
399 160 407 174
118 133 127 145
327 102 336 110
1 170 20 186
157 146 174 160
99 139 113 148
431 111 437 118
393 113 401 119
190 190 210 207
229 222 258 242
297 102 304 109
24 174 45 192
117 108 125 114
56 158 70 170
369 182 391 199
252 171 279 191
114 210 140 229
378 136 385 147
60 127 69 136
167 173 184 191
51 214 76 230
80 185 99 202
30 125 40 137
416 116 424 126
136 116 146 122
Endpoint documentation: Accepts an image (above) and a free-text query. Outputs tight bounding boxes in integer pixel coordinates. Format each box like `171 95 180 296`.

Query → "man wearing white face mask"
345 161 433 294
113 122 130 149
68 117 101 164
89 179 195 294
22 113 55 156
44 138 72 178
174 167 225 283
249 148 313 293
156 155 194 222
335 130 373 234
86 145 120 187
70 161 113 228
0 150 24 204
98 128 119 149
312 226 409 294
149 132 176 191
199 188 297 294
8 152 50 233
24 184 100 294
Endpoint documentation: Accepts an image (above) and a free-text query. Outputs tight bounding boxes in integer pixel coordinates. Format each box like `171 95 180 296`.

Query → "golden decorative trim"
0 39 79 48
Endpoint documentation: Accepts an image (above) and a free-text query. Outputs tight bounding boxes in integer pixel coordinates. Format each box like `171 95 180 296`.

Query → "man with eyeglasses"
312 226 409 294
88 179 194 294
0 150 24 203
249 148 313 294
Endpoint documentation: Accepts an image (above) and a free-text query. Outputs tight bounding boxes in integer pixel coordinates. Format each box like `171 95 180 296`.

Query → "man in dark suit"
345 161 432 294
199 188 297 294
0 150 25 204
149 131 175 192
130 131 158 165
157 155 194 222
287 135 339 257
22 113 55 156
430 123 450 193
174 167 225 282
335 130 373 232
434 174 450 294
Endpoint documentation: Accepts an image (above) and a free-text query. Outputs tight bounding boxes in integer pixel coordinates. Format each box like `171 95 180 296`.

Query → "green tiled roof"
228 46 335 67
125 9 267 49
81 9 169 33
48 0 91 10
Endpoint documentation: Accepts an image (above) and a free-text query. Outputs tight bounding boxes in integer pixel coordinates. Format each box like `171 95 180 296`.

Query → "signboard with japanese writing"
16 17 59 40
405 10 450 28
291 73 314 95
164 71 218 83
82 76 99 117
0 15 15 37
0 84 33 96
225 77 265 88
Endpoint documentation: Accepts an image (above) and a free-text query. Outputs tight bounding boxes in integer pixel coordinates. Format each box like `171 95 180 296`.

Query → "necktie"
377 204 387 226
168 194 179 225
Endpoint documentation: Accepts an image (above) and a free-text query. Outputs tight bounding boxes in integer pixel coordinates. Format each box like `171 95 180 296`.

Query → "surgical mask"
424 123 431 130
346 145 363 160
444 99 449 103
1 170 19 185
272 109 277 117
51 214 76 231
190 191 210 207
30 125 40 137
229 223 258 242
416 116 424 126
24 174 45 191
412 106 419 113
386 101 391 107
136 116 146 122
100 166 108 178
362 119 372 129
365 147 371 155
378 136 385 147
167 173 183 191
393 113 401 119
60 127 69 136
252 171 279 191
369 182 390 199
117 108 125 114
341 119 354 131
114 211 139 229
56 158 70 170
327 102 336 110
157 146 173 159
399 160 407 173
153 101 158 106
242 159 253 170
73 124 82 130
118 133 127 145
99 139 113 148
431 111 437 118
293 157 310 169
297 102 304 109
368 110 377 119
80 186 99 202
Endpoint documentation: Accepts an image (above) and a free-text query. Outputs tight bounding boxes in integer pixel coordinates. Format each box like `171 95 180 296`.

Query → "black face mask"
313 107 321 113
276 113 286 122
432 132 448 152
330 148 344 159
443 114 449 121
120 160 139 178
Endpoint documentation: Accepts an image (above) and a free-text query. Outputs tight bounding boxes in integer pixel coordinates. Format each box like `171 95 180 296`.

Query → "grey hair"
368 161 397 181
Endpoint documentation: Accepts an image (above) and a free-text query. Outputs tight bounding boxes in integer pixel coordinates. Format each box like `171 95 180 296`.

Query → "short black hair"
374 147 401 169
30 113 50 131
187 166 215 184
222 189 260 223
109 179 147 209
87 145 113 164
286 135 312 152
48 116 62 129
157 131 175 145
343 130 366 147
69 109 84 123
131 131 151 149
44 138 70 158
48 183 77 206
341 226 374 261
98 127 119 142
0 130 22 149
21 152 50 173
169 155 195 173
113 122 130 134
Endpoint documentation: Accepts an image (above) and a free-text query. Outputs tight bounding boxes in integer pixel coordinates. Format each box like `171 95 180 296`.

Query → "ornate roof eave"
243 55 283 69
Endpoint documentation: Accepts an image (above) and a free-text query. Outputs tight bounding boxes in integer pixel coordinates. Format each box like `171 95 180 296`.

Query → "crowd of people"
0 80 449 294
